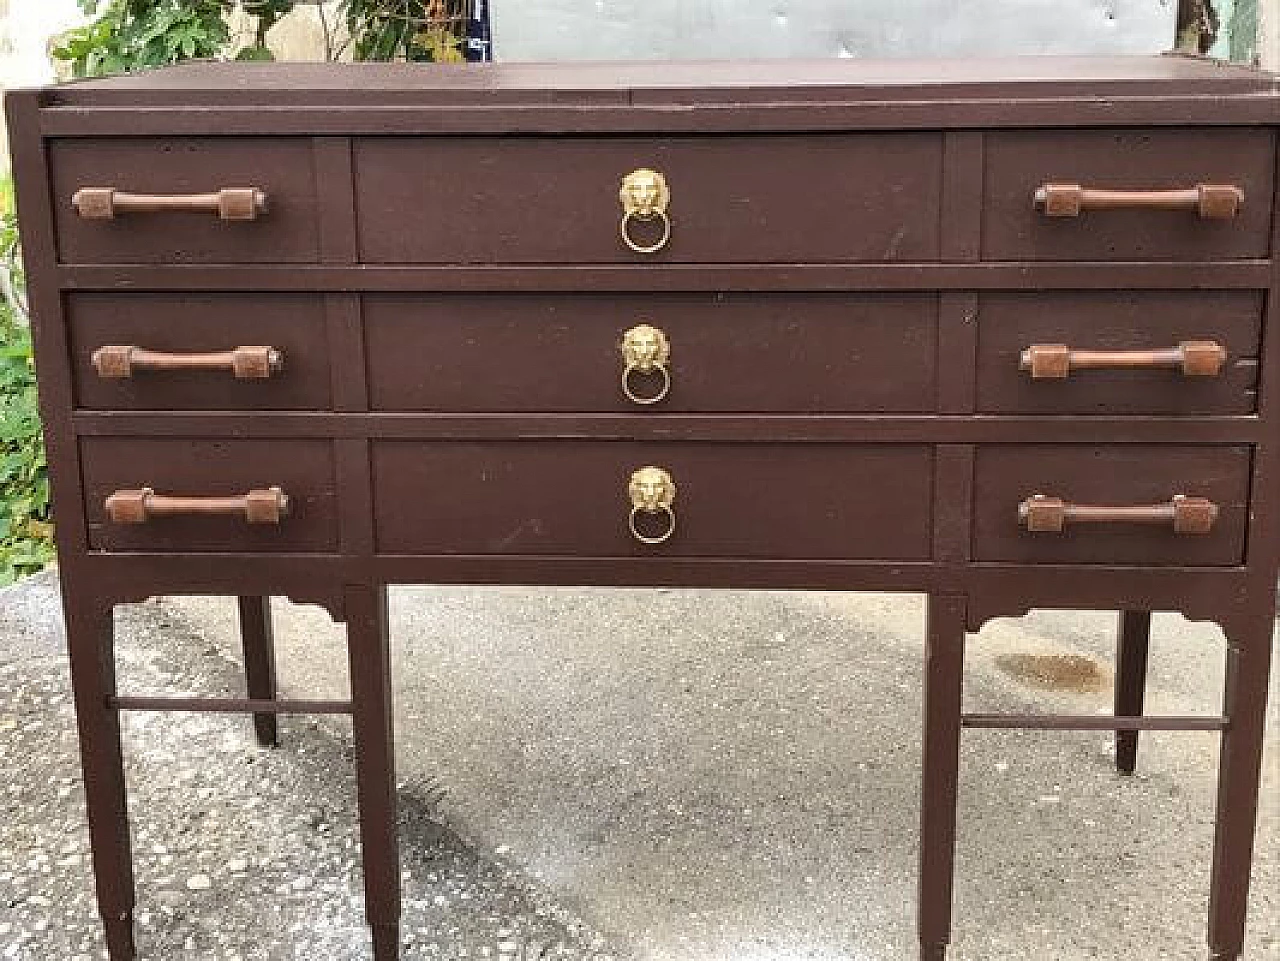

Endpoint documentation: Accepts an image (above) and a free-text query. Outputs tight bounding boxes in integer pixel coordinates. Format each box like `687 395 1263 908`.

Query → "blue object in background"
465 0 493 61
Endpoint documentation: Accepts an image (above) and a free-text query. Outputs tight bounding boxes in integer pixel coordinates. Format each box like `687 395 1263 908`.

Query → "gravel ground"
0 571 620 961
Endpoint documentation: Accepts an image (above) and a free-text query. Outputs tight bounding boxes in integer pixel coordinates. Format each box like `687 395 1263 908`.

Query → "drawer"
982 129 1275 261
355 135 942 264
51 138 320 264
365 293 938 413
372 442 933 558
81 439 337 552
69 294 331 411
976 290 1262 415
972 445 1250 566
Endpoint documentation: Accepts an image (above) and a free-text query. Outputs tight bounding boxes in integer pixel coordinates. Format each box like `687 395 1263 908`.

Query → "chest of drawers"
7 56 1279 960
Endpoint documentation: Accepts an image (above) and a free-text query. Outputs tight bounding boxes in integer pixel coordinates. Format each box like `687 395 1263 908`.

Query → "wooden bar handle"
1034 183 1243 219
105 487 290 525
72 187 267 221
92 345 284 380
1019 341 1226 379
1019 494 1218 535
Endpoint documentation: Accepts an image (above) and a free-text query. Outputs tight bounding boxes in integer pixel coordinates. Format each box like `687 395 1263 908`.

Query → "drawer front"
373 442 933 559
972 445 1250 566
355 135 942 264
982 129 1275 261
365 293 938 413
51 138 320 264
81 439 337 552
976 290 1262 415
69 294 331 411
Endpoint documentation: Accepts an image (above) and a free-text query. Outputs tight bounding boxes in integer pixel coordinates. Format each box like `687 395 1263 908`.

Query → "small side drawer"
365 293 938 413
51 138 320 264
355 134 942 264
982 128 1275 261
82 439 337 553
976 290 1262 415
972 445 1250 567
69 294 331 411
372 442 933 559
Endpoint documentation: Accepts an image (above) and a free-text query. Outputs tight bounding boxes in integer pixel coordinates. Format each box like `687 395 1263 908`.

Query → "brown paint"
4 56 1278 961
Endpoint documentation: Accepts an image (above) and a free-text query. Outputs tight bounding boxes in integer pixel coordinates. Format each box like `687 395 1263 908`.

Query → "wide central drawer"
372 442 933 558
355 134 943 264
365 293 938 413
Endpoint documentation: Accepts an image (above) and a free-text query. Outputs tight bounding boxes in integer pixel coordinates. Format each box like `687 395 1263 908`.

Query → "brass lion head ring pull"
620 324 672 405
619 168 672 255
628 466 677 546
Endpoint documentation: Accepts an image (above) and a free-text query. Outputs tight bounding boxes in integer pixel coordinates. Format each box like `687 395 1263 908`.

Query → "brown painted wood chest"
6 55 1279 960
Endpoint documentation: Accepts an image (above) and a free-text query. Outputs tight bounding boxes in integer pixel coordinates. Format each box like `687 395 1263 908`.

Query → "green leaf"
235 44 275 61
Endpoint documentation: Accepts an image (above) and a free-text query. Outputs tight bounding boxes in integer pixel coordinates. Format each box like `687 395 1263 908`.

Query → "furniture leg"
1114 610 1152 775
345 584 400 960
1206 613 1274 961
63 596 136 960
237 596 279 747
919 594 968 961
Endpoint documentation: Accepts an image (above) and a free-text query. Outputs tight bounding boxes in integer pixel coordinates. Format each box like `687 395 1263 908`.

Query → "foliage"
344 0 467 63
0 179 54 585
53 0 470 75
53 1 233 78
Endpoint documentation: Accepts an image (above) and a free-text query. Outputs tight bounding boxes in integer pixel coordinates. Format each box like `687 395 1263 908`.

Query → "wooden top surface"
41 55 1279 107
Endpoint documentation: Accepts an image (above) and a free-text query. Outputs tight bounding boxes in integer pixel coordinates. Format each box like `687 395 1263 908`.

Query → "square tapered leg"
918 594 967 961
1206 613 1273 961
237 596 279 748
1114 610 1152 775
64 595 136 960
345 585 401 960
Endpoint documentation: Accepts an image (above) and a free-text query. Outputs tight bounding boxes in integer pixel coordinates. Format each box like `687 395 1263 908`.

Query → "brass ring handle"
105 487 290 525
73 186 267 222
92 345 284 380
619 168 672 255
1034 183 1243 220
1019 341 1226 379
622 364 671 405
1019 494 1218 535
620 212 672 255
620 324 672 405
629 505 677 545
628 466 677 545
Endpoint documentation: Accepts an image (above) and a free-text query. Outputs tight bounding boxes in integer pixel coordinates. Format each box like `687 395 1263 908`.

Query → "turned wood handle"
72 187 267 221
1019 494 1218 535
1034 183 1243 219
92 345 284 380
1019 341 1226 379
105 487 290 525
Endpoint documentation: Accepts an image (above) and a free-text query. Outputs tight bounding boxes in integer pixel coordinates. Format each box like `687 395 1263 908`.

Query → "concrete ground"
2 575 1277 960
